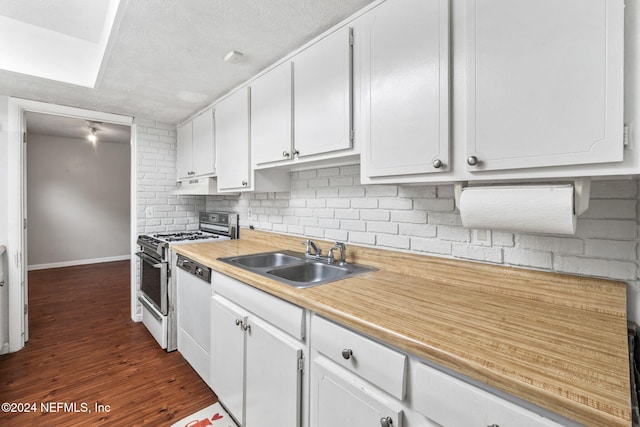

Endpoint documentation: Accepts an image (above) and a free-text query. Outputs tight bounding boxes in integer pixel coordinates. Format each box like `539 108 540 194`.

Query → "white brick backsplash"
517 235 583 254
325 229 349 241
398 185 437 198
504 248 553 269
361 210 390 221
554 256 637 281
438 226 471 243
203 171 640 289
576 219 637 240
399 223 437 238
414 198 455 212
366 185 398 197
581 199 637 219
590 180 638 198
452 244 503 263
411 237 452 255
377 234 410 250
492 232 515 247
367 222 398 235
391 211 427 224
584 239 637 261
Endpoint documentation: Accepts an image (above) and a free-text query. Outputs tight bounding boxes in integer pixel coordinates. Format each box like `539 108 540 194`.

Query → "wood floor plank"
0 261 216 426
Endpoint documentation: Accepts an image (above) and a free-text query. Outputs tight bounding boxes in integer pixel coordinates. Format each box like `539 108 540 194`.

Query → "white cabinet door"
311 359 403 427
251 62 293 165
294 26 353 158
466 0 624 171
245 317 302 427
176 121 193 180
211 295 247 426
192 108 215 176
215 87 251 191
361 0 449 179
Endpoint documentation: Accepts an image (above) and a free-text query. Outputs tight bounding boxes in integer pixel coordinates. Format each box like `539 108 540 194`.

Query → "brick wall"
206 165 640 321
135 119 205 234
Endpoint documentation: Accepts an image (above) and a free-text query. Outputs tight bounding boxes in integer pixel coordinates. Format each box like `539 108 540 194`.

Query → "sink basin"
267 262 351 286
230 252 303 268
218 250 376 288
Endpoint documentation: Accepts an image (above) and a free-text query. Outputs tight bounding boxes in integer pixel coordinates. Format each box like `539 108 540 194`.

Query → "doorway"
6 98 135 353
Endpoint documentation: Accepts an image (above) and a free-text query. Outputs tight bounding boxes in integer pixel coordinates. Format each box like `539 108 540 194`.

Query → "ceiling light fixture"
88 127 98 143
224 50 244 64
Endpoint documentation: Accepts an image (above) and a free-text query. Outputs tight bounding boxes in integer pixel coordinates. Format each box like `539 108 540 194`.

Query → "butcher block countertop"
173 229 631 427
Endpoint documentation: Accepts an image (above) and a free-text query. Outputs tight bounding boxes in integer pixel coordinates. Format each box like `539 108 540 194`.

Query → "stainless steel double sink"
218 250 376 288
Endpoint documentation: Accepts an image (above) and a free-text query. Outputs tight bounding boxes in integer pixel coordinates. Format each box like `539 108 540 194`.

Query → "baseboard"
28 255 131 271
0 342 9 355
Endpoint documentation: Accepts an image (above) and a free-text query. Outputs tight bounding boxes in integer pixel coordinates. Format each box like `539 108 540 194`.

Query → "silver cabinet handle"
467 156 479 166
235 319 242 328
292 149 299 156
341 349 353 360
241 180 248 187
380 417 393 427
282 151 290 158
242 322 251 332
432 159 443 169
486 425 500 427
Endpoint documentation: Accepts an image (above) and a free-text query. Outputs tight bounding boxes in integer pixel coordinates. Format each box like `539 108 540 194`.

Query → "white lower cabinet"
210 273 305 427
413 363 564 427
311 358 403 427
310 315 406 427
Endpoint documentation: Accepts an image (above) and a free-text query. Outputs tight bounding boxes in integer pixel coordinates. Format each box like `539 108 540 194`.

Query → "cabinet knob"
467 156 479 166
242 322 251 332
486 425 500 427
282 151 290 158
292 149 299 156
241 180 248 187
432 159 443 169
380 416 393 427
341 349 353 360
235 319 242 327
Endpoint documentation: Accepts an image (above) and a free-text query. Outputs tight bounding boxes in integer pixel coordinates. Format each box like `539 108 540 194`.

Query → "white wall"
26 134 131 268
206 169 640 323
0 96 8 353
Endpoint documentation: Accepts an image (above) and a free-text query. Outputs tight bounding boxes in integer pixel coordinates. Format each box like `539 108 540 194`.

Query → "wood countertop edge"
171 232 631 427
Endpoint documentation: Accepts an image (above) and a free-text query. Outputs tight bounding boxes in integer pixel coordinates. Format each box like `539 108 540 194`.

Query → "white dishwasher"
176 254 212 388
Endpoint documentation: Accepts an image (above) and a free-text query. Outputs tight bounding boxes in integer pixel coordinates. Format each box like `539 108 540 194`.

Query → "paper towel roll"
459 184 576 235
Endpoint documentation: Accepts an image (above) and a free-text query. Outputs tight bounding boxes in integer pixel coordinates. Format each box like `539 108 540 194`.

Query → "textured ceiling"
0 0 374 126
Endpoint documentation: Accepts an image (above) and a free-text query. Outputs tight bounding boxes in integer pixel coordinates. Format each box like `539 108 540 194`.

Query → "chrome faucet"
301 239 322 257
328 242 346 265
302 239 347 265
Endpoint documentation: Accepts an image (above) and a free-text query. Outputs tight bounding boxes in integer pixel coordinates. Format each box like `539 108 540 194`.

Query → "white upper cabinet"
251 62 293 165
215 88 251 191
360 0 449 180
176 121 193 180
294 26 353 158
176 108 215 180
466 0 625 172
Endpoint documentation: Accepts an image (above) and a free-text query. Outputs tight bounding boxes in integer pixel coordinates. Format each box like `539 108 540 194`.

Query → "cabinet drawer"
414 363 562 427
311 315 406 399
212 271 305 340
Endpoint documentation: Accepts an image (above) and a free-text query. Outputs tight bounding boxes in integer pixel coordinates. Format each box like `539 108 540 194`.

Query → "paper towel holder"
454 178 591 216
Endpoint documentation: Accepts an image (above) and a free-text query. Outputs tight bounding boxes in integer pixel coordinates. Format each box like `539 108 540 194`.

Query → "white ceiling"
0 0 375 127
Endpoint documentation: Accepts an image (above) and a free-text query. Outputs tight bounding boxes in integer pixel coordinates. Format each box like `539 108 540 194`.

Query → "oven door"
136 251 168 316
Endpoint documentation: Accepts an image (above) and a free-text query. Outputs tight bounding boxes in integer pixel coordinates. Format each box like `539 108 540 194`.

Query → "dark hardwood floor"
0 261 216 426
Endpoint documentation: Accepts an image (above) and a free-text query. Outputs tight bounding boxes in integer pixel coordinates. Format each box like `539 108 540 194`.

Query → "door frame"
6 97 135 353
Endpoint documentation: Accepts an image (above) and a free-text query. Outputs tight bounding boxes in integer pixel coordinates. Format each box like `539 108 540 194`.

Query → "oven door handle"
138 296 163 321
135 251 164 268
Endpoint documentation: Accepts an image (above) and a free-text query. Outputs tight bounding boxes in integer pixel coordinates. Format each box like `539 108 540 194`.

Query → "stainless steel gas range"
136 211 238 351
